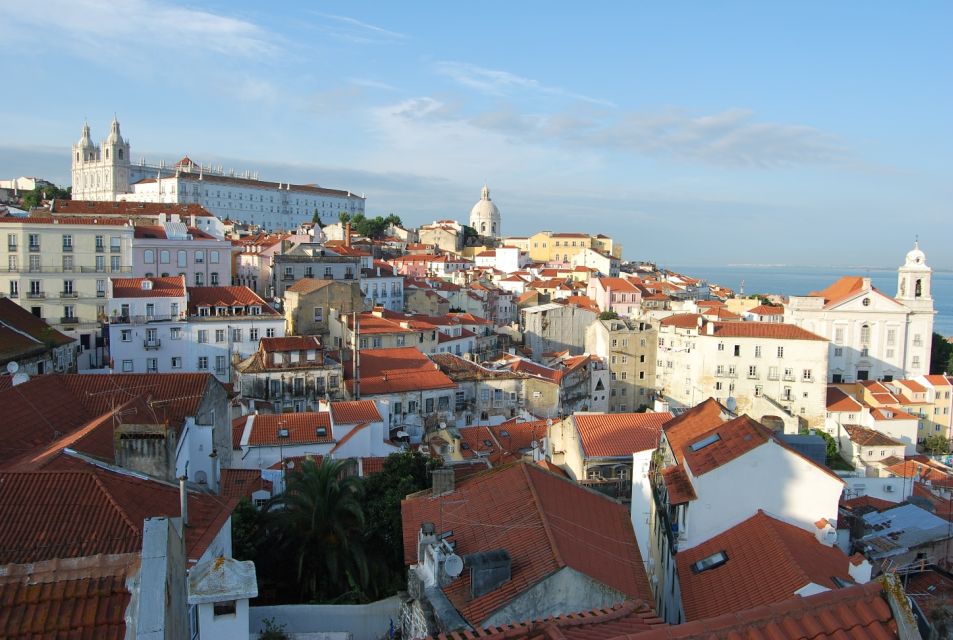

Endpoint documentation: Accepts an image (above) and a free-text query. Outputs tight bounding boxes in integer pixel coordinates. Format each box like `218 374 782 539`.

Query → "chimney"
466 550 511 598
814 518 835 547
345 222 352 248
706 321 715 335
848 553 872 584
372 306 385 318
432 468 455 496
179 476 189 527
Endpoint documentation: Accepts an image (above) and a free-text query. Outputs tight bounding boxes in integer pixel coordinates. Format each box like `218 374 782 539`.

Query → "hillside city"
1 117 952 639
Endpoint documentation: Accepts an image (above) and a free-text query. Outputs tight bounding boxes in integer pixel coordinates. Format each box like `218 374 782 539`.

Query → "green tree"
267 458 368 602
931 332 953 375
813 429 840 461
232 497 268 562
338 212 351 224
598 310 619 321
20 184 70 209
924 433 950 456
361 451 440 597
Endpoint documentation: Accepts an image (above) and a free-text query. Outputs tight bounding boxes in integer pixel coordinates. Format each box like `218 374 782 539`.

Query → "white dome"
904 241 927 268
469 184 501 237
78 122 93 148
106 117 124 145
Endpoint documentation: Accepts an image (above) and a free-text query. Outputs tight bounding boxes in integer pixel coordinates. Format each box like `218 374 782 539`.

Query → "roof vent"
141 280 153 291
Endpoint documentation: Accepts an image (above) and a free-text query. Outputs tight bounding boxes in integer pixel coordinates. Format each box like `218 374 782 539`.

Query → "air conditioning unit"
884 484 895 493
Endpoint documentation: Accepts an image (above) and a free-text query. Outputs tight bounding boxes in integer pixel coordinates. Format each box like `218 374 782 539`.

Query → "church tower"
897 240 934 377
468 183 502 239
70 117 132 201
102 116 131 199
896 240 933 312
71 120 100 200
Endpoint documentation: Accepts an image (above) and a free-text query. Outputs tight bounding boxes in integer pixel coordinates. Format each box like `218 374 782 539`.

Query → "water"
664 264 953 338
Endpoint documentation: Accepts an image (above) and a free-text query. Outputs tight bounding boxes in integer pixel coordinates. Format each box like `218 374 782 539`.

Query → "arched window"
860 324 870 344
105 149 109 160
75 152 79 162
915 279 922 298
118 149 123 160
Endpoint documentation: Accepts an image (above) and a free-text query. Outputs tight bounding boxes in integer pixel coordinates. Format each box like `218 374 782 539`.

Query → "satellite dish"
6 361 18 374
11 372 30 387
725 397 737 412
444 553 464 578
287 460 295 469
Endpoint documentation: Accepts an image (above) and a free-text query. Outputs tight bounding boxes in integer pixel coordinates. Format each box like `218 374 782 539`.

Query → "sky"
0 1 950 268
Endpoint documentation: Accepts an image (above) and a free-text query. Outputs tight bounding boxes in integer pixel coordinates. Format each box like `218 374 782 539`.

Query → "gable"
826 289 908 313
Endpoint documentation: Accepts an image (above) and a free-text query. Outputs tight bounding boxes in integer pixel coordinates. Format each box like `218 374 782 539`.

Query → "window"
177 250 187 268
7 255 17 271
733 345 740 357
215 355 227 373
860 324 870 344
313 307 324 322
195 250 205 264
887 329 896 346
170 327 182 340
776 346 784 358
8 281 17 298
755 385 763 397
61 234 73 251
266 328 275 338
144 249 155 264
748 365 758 378
29 255 40 272
171 357 181 369
834 328 844 345
802 369 813 382
110 256 120 271
121 360 133 372
62 279 74 294
110 236 121 253
95 235 105 252
160 250 170 264
215 329 225 343
7 233 16 251
146 358 158 373
862 297 870 307
232 328 242 342
249 328 259 341
833 347 843 357
213 601 236 617
120 329 131 342
425 398 434 413
197 330 208 343
913 356 921 369
96 279 106 297
95 256 105 272
197 356 209 370
62 305 75 320
28 234 40 251
754 345 762 358
210 272 219 285
194 273 204 286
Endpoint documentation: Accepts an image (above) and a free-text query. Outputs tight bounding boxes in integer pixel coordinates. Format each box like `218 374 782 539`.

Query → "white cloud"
1 0 278 60
310 13 407 44
434 61 615 107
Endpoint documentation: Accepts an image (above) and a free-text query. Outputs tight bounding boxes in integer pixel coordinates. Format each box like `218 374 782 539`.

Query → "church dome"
904 241 927 268
106 117 124 145
77 122 93 148
469 184 501 237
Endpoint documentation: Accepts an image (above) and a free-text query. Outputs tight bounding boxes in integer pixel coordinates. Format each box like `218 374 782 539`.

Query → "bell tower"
102 116 131 199
896 240 932 312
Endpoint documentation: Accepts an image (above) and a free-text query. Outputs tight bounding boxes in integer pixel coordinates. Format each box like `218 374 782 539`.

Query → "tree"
931 332 953 375
266 458 368 602
598 310 619 321
924 433 950 456
20 184 70 210
361 451 441 597
338 212 351 224
813 429 840 461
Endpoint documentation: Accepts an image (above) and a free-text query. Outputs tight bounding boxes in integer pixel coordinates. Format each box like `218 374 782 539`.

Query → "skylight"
691 551 728 573
689 433 721 452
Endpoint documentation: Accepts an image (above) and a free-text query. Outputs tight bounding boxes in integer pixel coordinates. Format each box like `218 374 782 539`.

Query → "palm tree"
267 458 368 601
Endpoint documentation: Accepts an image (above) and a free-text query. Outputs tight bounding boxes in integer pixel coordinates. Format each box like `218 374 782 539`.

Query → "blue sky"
1 1 950 267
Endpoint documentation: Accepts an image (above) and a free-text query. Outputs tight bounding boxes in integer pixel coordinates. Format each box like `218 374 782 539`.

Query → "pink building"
132 215 234 287
586 277 643 317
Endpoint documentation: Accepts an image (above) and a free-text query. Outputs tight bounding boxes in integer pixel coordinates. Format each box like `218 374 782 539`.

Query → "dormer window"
232 305 243 315
216 306 226 316
198 306 210 317
250 306 261 315
689 433 721 452
691 551 728 573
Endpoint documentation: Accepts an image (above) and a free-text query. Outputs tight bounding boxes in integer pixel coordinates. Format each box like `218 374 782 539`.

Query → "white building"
656 315 830 430
785 243 935 383
71 119 365 231
468 184 501 239
107 278 285 383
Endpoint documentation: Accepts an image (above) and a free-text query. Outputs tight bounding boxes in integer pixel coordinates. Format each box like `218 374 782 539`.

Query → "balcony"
60 316 79 325
28 244 40 252
97 291 106 298
62 245 73 252
26 292 45 299
143 339 162 350
110 314 185 325
60 291 78 299
7 244 16 252
80 265 132 274
281 274 295 281
110 246 121 253
782 374 796 382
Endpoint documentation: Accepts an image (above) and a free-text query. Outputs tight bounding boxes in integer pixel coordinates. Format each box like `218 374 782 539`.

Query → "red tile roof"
361 456 388 475
50 200 215 217
659 314 703 330
661 399 730 465
660 466 696 504
809 276 867 305
402 462 652 626
346 347 456 395
0 553 138 640
710 322 826 341
260 335 321 352
330 399 382 425
681 415 772 476
747 304 784 315
111 276 186 298
187 285 278 316
827 386 863 412
677 510 852 621
843 424 905 448
245 412 333 446
0 457 235 564
572 413 672 458
220 468 273 500
631 580 896 639
0 298 74 362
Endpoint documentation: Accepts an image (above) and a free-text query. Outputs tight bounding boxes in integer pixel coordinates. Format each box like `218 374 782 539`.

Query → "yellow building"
504 231 622 263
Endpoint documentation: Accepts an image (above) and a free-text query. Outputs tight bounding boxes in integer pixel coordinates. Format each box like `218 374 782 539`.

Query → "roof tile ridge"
89 472 143 539
521 463 565 569
551 600 641 628
757 512 816 589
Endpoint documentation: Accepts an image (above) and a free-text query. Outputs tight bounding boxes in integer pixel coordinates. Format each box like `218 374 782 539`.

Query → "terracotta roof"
827 386 863 412
0 553 138 640
661 466 696 504
843 424 905 448
245 412 333 446
187 286 278 316
330 399 381 425
435 600 664 640
841 495 896 512
710 322 826 341
809 276 867 305
110 276 186 298
220 468 273 500
361 456 388 475
659 314 703 330
0 298 74 363
346 347 456 395
677 510 852 621
0 457 235 564
925 375 953 387
593 277 639 292
681 415 772 476
488 421 548 461
661 399 730 465
402 462 652 626
50 200 215 217
259 335 321 352
431 353 524 382
631 580 896 639
0 373 215 469
747 304 784 315
572 413 672 458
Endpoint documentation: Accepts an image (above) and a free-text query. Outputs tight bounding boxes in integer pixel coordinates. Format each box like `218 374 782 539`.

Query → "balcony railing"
143 339 162 350
281 274 295 281
60 316 79 325
110 313 185 325
7 244 16 252
26 292 45 299
62 245 73 252
110 246 121 253
60 291 78 299
29 244 40 252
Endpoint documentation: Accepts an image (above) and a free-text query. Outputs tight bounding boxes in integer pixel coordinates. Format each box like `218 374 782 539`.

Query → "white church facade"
71 119 365 232
785 243 935 383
